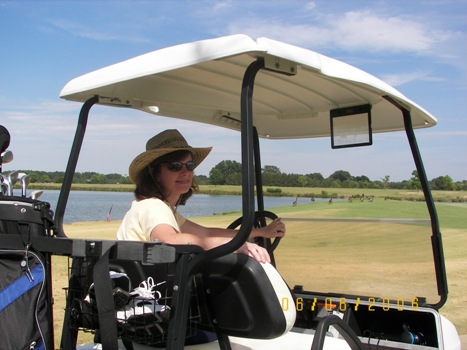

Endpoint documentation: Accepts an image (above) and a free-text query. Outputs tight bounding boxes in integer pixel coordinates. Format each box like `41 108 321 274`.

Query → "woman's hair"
134 150 198 205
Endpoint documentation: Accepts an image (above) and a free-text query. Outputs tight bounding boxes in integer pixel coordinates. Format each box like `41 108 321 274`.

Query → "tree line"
207 161 465 191
15 161 466 191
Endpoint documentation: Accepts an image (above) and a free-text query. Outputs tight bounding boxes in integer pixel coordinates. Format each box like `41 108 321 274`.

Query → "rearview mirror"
330 104 372 149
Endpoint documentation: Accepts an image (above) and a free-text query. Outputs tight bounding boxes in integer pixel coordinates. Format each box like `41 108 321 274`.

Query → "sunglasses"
163 161 197 172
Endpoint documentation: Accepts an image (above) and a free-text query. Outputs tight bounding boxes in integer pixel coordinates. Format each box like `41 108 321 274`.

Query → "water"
38 190 322 224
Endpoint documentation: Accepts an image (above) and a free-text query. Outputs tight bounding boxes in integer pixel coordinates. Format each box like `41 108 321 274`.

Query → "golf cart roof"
60 34 436 139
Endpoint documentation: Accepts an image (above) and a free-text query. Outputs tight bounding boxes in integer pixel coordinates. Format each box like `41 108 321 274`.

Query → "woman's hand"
236 242 271 263
254 217 286 239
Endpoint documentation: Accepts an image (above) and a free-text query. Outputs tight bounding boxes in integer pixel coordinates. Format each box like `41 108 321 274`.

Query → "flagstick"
107 204 113 222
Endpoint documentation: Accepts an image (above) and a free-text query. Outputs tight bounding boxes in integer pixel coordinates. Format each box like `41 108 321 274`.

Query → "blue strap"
33 340 45 350
0 264 44 312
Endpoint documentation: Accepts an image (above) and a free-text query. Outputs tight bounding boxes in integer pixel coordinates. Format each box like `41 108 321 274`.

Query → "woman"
117 129 285 263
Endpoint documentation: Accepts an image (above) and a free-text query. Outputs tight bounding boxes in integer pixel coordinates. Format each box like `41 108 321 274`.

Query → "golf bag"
0 196 54 350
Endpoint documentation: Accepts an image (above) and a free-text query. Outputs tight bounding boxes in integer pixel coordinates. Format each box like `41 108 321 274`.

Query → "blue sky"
1 0 466 182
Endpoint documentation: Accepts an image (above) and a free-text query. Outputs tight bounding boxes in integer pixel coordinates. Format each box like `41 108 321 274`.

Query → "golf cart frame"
59 35 457 349
2 35 460 349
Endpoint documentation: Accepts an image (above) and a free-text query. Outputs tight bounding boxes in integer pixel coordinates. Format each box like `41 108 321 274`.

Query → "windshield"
267 134 439 305
276 211 439 302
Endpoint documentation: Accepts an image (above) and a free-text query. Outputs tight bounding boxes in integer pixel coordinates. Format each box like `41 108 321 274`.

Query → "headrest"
201 254 296 339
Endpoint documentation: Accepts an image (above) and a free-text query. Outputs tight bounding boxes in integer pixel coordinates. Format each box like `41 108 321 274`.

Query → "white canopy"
60 34 436 139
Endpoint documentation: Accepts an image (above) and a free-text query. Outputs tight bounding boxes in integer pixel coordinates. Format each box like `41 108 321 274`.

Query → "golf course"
51 194 466 346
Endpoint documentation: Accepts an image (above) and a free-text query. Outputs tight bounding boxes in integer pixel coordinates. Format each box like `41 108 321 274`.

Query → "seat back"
199 254 296 339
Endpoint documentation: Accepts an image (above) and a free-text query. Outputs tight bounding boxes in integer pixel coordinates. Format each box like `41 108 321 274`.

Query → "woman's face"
155 152 194 205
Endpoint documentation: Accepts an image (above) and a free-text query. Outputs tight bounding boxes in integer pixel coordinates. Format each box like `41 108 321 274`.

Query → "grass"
51 199 467 346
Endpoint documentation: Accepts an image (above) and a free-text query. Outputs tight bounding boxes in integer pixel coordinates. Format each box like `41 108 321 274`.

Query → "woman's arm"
181 217 286 240
150 222 273 263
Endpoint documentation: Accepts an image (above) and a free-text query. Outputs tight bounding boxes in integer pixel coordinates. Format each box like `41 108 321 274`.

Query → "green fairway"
264 198 467 228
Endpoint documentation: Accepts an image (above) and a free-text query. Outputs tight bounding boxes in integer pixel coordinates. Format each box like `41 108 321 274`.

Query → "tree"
409 170 421 191
298 175 308 187
343 179 359 188
209 168 224 185
195 174 209 185
381 175 390 189
354 175 370 183
90 173 107 184
226 172 242 185
262 172 280 186
431 175 454 190
329 170 352 182
119 176 132 184
305 173 324 187
105 173 125 184
263 165 281 174
209 160 242 185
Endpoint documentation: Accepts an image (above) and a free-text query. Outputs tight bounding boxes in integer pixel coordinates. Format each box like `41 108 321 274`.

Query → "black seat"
198 253 296 339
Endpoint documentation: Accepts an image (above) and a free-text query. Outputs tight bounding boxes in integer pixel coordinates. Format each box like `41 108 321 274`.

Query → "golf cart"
1 34 461 349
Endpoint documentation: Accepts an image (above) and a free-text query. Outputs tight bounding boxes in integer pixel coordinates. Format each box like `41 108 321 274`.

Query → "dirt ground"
460 335 467 349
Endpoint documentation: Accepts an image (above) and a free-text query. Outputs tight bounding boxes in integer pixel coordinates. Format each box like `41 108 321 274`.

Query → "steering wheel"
227 210 282 252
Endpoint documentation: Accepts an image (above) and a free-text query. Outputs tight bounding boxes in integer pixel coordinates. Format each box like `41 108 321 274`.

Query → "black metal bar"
253 127 265 212
239 60 264 241
0 234 74 254
93 244 119 350
44 252 55 349
163 59 265 350
187 59 265 274
253 127 276 265
384 96 448 309
311 315 364 350
401 108 448 309
166 252 193 350
54 96 98 237
0 235 177 265
215 332 232 350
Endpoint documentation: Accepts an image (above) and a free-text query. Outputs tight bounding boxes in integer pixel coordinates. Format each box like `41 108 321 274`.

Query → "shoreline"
26 183 467 202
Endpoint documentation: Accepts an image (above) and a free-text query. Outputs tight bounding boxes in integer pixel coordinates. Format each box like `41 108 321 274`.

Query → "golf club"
1 150 13 163
1 179 11 196
29 190 43 200
0 150 13 173
0 174 8 195
6 170 19 196
18 172 30 197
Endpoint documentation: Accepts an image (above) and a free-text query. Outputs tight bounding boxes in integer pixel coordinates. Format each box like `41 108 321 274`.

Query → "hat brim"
129 146 212 183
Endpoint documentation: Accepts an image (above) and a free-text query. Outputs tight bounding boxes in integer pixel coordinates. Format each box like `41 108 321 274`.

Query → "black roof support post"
188 59 265 273
384 95 448 309
54 96 98 237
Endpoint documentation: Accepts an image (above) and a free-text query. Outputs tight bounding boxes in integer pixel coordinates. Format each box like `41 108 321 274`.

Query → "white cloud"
221 4 467 86
302 1 317 12
380 71 444 87
224 2 460 54
332 10 434 52
224 8 447 55
212 0 234 12
49 19 150 44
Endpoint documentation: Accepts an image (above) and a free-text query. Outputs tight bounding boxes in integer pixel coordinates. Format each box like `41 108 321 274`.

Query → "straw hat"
129 129 212 183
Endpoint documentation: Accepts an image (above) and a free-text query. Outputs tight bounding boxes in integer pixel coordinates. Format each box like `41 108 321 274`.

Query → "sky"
1 0 466 182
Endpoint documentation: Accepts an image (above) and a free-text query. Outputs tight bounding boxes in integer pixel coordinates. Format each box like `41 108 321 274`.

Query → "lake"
38 190 325 224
